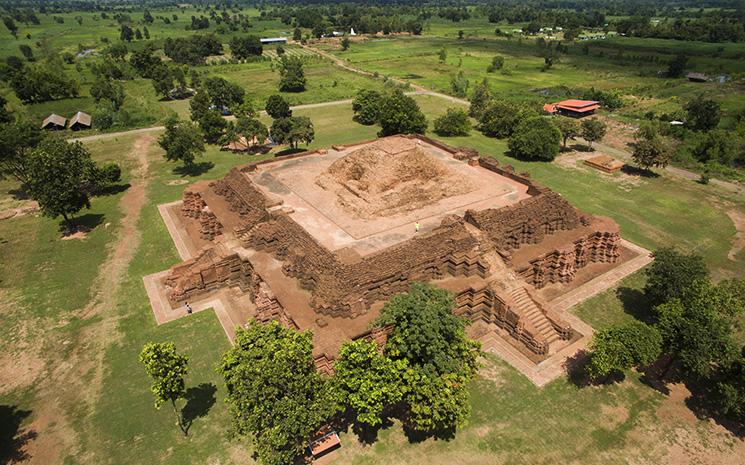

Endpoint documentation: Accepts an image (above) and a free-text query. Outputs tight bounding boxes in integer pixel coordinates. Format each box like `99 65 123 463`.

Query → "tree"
7 63 79 103
479 101 532 138
375 282 479 434
487 55 504 72
151 65 174 99
203 76 245 110
433 108 471 136
352 89 382 125
656 279 741 377
666 53 688 78
644 248 709 306
555 117 581 148
198 110 228 144
450 70 469 98
508 117 561 161
270 116 314 149
293 27 302 41
376 283 479 378
3 17 18 37
143 10 154 24
341 37 350 51
120 25 134 42
438 47 447 63
158 115 205 167
90 76 125 110
218 322 336 465
105 43 128 61
628 129 673 171
715 347 745 418
684 95 721 131
265 94 292 119
278 56 306 92
332 340 406 428
189 90 210 122
377 90 428 137
143 26 150 40
469 79 492 119
18 44 33 61
229 35 263 59
235 117 268 144
580 118 606 149
0 118 44 185
26 139 99 231
129 45 160 78
587 320 662 380
139 342 189 436
135 28 143 40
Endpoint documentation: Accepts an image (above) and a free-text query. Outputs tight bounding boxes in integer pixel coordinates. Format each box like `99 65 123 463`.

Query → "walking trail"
21 135 152 464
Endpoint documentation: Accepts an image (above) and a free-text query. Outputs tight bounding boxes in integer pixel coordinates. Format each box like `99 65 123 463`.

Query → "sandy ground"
11 135 152 464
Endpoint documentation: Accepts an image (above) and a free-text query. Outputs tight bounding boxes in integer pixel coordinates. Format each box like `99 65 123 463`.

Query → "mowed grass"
1 93 744 464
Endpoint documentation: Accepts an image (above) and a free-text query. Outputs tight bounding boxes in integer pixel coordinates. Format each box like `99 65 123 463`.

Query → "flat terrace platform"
245 137 531 256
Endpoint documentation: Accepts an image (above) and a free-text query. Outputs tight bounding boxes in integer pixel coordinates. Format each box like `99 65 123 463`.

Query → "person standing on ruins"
415 221 420 233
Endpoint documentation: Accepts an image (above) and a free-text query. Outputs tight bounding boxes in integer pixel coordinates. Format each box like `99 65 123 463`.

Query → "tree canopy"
377 90 428 137
433 108 471 137
270 116 315 149
580 118 607 148
508 116 561 161
218 322 336 465
644 247 709 306
278 56 307 92
139 342 189 435
684 95 722 131
229 35 263 59
587 320 662 380
352 89 383 125
158 115 205 167
26 139 99 230
265 94 292 119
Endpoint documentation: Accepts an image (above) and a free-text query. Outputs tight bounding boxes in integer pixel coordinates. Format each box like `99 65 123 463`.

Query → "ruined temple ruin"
150 135 636 374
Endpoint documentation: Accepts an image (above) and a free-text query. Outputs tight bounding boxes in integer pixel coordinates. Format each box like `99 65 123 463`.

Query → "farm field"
2 92 744 464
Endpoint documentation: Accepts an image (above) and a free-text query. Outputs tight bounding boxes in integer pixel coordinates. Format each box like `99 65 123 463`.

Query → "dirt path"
727 209 745 261
21 135 152 464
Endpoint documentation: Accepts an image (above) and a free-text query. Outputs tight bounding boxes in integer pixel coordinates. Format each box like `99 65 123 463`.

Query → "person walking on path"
415 221 420 233
185 302 193 315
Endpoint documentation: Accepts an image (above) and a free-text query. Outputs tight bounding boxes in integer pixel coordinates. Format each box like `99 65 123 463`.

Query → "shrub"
508 117 561 161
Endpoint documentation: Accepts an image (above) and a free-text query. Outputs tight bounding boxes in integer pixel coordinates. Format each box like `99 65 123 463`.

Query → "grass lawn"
1 93 744 464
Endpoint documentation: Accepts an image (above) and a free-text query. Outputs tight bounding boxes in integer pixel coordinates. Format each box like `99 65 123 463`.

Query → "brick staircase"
508 286 561 346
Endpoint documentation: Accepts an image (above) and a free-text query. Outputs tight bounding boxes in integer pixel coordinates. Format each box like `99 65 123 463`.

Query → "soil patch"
0 201 39 221
167 179 189 186
316 140 474 219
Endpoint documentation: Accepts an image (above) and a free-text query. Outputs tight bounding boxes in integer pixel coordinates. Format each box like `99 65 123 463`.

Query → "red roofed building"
544 99 600 118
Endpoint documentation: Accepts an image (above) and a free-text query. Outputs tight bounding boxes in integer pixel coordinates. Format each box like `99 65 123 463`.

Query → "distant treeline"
1 1 744 42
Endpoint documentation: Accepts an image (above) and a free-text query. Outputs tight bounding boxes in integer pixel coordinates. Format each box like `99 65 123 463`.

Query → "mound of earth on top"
316 139 474 219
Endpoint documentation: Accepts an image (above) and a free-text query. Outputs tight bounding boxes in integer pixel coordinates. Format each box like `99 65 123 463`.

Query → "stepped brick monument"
146 135 647 381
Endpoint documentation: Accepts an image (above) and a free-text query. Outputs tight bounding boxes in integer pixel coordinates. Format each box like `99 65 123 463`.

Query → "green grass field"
2 90 744 464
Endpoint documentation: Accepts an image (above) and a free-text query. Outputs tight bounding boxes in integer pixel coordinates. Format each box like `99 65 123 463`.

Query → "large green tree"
555 117 581 148
218 322 336 465
203 76 245 111
656 279 742 377
374 283 480 434
198 110 228 144
139 342 189 435
270 116 314 149
332 340 406 428
278 56 307 92
433 108 471 136
158 115 205 167
26 139 99 231
90 76 125 110
479 100 532 138
377 90 428 137
684 95 722 131
0 117 44 185
644 247 709 306
229 35 263 59
587 320 662 381
352 89 383 125
508 116 561 161
265 94 292 119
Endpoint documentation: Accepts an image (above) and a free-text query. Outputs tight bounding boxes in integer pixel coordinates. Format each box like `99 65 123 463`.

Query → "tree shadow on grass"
569 143 594 152
173 161 214 177
0 405 36 464
621 165 660 178
564 349 626 388
615 287 655 324
182 383 217 434
8 188 31 200
402 423 456 444
93 183 131 197
684 376 745 438
274 147 307 157
58 213 105 235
